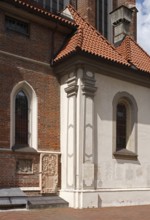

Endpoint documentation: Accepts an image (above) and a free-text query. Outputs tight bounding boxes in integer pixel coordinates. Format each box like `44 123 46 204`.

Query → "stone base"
60 188 150 208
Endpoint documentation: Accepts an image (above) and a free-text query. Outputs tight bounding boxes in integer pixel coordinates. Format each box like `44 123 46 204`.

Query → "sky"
137 0 150 54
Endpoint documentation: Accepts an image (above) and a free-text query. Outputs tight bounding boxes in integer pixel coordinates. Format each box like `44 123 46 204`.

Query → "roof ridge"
75 28 83 50
116 36 132 62
128 35 150 59
116 35 150 73
125 36 132 62
67 4 127 58
67 4 104 35
67 4 87 24
53 4 130 66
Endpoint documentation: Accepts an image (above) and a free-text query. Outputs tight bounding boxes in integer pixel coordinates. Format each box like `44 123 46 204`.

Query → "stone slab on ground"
0 188 27 209
0 188 27 197
0 198 10 205
27 196 69 209
11 198 27 205
0 188 68 210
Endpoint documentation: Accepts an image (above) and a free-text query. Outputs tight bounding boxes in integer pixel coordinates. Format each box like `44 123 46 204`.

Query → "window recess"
5 16 29 36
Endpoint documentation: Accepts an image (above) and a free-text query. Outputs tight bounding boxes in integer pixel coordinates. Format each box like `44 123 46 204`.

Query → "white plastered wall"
93 73 150 207
60 68 150 208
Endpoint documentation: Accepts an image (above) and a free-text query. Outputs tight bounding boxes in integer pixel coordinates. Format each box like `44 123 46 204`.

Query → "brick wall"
70 0 77 9
0 11 66 62
0 9 63 151
0 150 40 188
76 0 96 27
0 3 63 188
0 55 60 151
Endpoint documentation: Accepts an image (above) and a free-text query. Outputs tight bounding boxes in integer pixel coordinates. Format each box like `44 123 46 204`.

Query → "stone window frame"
112 92 138 160
10 81 38 150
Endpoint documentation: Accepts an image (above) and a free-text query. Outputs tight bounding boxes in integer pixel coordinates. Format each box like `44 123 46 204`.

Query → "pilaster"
65 73 78 189
81 70 97 189
60 67 97 208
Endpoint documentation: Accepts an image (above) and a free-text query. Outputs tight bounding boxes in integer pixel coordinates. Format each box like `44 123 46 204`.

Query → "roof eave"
2 0 77 33
52 49 130 67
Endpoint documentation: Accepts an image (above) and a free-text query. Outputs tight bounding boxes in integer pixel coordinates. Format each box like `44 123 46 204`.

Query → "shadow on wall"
98 195 102 207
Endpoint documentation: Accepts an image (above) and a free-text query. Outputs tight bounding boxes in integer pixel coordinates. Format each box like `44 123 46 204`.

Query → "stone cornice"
65 76 78 97
82 74 97 97
54 55 150 89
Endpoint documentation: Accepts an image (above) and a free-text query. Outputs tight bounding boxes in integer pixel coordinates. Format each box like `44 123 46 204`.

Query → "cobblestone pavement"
0 205 150 220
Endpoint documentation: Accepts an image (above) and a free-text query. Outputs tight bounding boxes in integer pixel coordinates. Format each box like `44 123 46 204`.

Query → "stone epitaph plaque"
41 154 58 194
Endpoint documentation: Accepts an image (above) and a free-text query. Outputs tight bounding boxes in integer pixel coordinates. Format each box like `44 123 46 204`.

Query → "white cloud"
137 0 150 54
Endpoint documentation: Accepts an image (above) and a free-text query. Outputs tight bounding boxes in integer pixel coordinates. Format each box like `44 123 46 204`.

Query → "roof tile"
53 5 129 66
117 36 150 73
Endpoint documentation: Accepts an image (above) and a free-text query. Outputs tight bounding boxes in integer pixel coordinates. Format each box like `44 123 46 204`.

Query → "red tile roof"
4 1 150 74
53 5 129 66
116 36 150 73
4 0 76 28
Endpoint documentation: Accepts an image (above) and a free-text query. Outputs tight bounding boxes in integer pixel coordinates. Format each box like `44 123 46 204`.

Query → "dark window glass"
59 0 64 11
15 91 28 146
97 0 108 38
52 0 58 12
104 0 108 38
45 0 51 10
32 0 65 13
116 103 126 150
5 16 29 35
98 1 103 34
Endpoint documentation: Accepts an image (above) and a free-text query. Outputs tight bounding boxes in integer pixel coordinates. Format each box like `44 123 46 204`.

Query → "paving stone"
1 205 150 220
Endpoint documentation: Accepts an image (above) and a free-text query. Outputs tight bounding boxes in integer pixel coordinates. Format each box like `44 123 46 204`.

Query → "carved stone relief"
41 154 58 194
16 159 33 173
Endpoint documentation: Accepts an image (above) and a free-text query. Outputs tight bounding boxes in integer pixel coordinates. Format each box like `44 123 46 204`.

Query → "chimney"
110 2 137 45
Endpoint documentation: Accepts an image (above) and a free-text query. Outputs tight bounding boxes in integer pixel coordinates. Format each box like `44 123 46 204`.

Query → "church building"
1 0 150 208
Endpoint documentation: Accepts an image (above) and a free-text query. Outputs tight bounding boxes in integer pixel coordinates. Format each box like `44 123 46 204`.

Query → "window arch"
113 92 138 158
11 81 37 150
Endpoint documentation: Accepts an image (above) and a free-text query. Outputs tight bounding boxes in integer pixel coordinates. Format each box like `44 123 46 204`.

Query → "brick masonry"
75 0 96 28
0 150 40 187
0 4 63 190
0 0 137 192
0 8 62 151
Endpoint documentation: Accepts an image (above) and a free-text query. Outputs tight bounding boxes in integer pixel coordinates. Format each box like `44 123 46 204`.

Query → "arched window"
113 92 138 158
116 103 127 150
15 90 28 146
11 81 37 150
